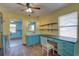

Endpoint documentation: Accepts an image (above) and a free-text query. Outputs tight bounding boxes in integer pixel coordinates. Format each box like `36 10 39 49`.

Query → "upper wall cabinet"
58 12 78 27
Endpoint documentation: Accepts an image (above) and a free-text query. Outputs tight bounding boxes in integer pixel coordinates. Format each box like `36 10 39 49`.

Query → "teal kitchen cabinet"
48 37 55 42
26 35 40 46
26 36 33 46
58 39 76 56
2 36 7 51
10 31 22 39
2 36 8 52
16 20 22 30
48 37 61 43
41 36 77 56
48 37 76 56
57 39 65 55
62 41 76 56
32 35 40 45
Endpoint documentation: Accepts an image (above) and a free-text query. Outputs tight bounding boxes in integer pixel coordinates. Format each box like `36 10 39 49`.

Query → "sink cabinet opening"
48 41 58 56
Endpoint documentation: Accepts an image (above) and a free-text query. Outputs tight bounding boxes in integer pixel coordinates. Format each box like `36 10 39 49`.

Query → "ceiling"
0 3 70 17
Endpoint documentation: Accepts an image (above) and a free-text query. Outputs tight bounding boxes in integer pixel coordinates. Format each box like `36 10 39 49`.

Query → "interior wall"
22 16 40 44
0 5 39 45
37 3 79 55
37 3 79 35
0 5 28 44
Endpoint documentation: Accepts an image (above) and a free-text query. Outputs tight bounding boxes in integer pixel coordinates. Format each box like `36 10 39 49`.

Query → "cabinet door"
58 40 64 55
26 35 40 46
29 35 39 45
2 36 6 51
62 41 76 56
40 36 47 47
26 36 33 46
32 36 35 45
58 39 76 56
34 35 40 44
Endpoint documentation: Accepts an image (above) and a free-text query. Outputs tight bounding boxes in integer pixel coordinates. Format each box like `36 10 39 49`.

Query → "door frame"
9 19 22 47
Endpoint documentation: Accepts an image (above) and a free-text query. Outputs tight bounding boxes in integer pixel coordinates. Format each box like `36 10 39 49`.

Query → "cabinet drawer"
54 39 61 43
26 36 33 46
62 42 75 49
41 36 47 45
32 35 40 44
58 48 65 56
48 38 55 42
63 50 75 56
57 40 76 56
58 48 74 56
26 35 40 46
63 42 74 45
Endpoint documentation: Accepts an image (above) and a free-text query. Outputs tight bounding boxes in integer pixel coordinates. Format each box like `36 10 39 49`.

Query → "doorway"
9 19 22 47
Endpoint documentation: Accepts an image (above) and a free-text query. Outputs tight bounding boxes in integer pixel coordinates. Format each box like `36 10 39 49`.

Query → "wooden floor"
5 44 43 56
10 39 22 47
5 44 59 56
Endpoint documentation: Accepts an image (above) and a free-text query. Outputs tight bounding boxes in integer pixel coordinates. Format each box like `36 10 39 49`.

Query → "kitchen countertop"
26 32 40 36
26 33 77 43
40 35 77 43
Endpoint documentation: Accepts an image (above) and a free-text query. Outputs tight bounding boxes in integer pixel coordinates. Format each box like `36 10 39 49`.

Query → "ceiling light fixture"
26 8 32 13
10 20 14 23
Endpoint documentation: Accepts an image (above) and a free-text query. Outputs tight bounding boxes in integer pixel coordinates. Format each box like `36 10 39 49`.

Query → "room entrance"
9 19 22 47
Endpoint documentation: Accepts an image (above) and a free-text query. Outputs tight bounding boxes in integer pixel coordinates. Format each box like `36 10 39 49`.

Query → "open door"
10 19 22 47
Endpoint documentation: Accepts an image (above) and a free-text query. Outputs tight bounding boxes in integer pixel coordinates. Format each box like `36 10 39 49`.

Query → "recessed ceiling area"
0 3 70 16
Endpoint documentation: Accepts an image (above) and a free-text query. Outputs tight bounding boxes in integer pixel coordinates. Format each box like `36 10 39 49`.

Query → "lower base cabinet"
26 35 40 46
58 39 76 56
48 37 76 56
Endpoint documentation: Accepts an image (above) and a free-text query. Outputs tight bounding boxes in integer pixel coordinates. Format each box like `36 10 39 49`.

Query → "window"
28 22 36 32
10 24 16 33
58 12 78 38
